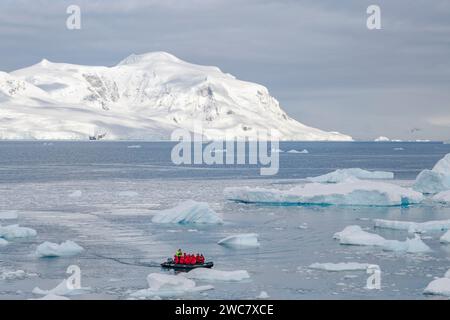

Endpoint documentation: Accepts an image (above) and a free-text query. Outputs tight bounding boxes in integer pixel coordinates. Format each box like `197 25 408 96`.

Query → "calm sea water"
1 141 450 300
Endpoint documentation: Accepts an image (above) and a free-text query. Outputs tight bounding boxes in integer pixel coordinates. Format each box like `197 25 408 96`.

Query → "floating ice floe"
33 279 91 297
374 219 450 234
0 238 8 246
36 240 84 258
118 191 139 197
440 230 450 244
127 145 141 149
287 149 309 154
130 273 214 298
0 224 37 240
424 269 450 297
414 153 450 194
224 180 423 207
34 293 70 300
0 269 37 280
307 168 394 183
257 291 270 299
333 225 431 253
152 200 223 224
0 211 18 220
218 233 260 248
308 262 378 272
433 190 450 204
68 190 82 198
184 268 250 282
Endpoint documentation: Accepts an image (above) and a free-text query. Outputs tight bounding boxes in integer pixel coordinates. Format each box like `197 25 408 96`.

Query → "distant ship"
89 133 107 141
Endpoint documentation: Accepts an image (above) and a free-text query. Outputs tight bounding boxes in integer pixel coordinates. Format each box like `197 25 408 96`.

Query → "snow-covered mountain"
0 52 352 141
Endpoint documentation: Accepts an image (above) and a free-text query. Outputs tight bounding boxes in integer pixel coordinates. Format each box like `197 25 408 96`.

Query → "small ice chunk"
1 269 37 280
307 168 394 183
440 230 450 244
225 180 423 207
308 262 376 272
33 279 90 296
127 145 141 149
68 190 82 198
118 191 139 197
287 149 309 154
257 291 270 299
36 240 84 258
130 273 214 298
152 200 223 224
218 233 260 248
424 269 450 297
0 211 18 220
414 153 450 194
0 224 37 240
184 268 250 282
375 136 390 142
35 294 70 300
374 219 450 233
334 226 431 253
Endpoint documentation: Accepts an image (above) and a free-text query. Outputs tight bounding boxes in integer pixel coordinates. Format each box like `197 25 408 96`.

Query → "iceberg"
257 291 270 299
375 136 390 142
308 262 377 272
217 233 260 248
33 279 91 296
183 268 250 282
0 211 18 220
287 149 309 154
225 180 423 207
414 153 450 194
433 190 450 204
374 219 450 234
130 273 214 298
307 168 394 183
424 269 450 297
333 226 431 253
152 200 223 224
36 240 84 258
440 230 450 244
0 224 37 240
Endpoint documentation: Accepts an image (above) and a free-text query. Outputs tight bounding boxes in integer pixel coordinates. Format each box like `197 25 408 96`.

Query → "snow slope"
0 52 352 141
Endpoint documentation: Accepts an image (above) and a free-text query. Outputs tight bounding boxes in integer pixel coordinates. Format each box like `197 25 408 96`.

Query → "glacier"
224 180 423 207
414 153 450 194
0 52 352 141
307 168 394 183
152 200 223 224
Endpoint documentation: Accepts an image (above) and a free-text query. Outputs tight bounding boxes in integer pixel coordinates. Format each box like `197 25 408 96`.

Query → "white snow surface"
35 240 84 258
217 233 260 248
424 269 450 297
374 219 450 234
184 268 250 282
224 180 423 206
307 168 394 183
130 273 214 298
440 230 450 244
0 52 352 141
308 262 377 272
333 226 431 253
414 153 450 194
0 224 37 240
152 200 223 224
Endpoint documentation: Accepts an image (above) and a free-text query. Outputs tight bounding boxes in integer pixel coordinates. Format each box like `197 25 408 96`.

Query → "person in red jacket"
174 255 179 264
190 254 196 265
200 254 205 264
196 253 201 264
180 254 186 264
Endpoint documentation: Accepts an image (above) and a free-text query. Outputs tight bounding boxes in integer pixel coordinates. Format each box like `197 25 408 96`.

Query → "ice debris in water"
129 273 214 298
184 268 250 282
225 180 423 207
36 240 84 258
217 233 260 248
333 225 431 253
68 190 82 198
308 262 378 272
374 219 450 234
414 153 450 194
33 279 91 297
307 168 394 183
0 224 37 240
152 200 223 224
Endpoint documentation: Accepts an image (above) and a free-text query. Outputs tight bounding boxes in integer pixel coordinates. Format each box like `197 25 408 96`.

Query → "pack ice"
414 153 450 194
307 168 394 183
333 226 431 253
424 269 450 297
36 240 84 258
152 200 223 224
130 273 214 298
217 233 260 248
0 224 37 240
224 180 423 206
184 268 250 282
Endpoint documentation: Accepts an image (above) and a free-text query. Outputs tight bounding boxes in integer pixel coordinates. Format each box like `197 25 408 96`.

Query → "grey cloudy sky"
1 0 449 140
